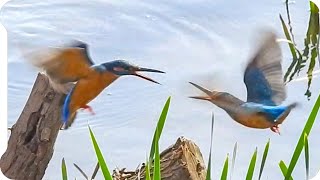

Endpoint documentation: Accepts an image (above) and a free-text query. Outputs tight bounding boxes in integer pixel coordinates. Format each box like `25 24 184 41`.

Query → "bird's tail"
276 102 299 125
61 112 77 130
189 82 213 100
48 78 74 94
288 102 299 109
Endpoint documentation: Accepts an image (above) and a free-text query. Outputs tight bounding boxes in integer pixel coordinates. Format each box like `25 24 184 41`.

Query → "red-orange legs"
80 105 95 115
270 125 280 135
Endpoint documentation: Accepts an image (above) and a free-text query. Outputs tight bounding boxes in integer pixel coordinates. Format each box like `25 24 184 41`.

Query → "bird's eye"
113 67 125 72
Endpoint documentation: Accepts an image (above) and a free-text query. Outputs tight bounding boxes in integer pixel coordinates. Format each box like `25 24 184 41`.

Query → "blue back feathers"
261 105 288 122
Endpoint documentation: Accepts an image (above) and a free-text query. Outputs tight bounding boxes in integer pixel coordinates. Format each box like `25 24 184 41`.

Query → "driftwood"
0 73 65 180
1 73 207 180
113 137 207 180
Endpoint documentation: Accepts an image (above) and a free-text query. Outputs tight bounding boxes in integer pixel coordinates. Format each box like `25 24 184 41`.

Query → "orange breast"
68 71 118 113
234 113 274 129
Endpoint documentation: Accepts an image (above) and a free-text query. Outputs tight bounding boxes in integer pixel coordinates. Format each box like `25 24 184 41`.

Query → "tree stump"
113 137 207 180
0 73 65 180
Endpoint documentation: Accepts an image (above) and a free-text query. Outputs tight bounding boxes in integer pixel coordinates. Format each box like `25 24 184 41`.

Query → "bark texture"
113 137 207 180
0 73 65 180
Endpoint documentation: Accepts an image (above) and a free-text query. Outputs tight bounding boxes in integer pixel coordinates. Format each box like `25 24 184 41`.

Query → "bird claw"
80 105 95 115
270 125 281 135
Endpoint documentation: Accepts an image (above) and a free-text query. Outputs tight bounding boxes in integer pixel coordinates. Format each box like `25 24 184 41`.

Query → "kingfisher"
25 41 164 129
189 31 297 134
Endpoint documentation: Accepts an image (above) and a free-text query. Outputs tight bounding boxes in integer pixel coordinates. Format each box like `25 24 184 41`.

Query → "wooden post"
0 73 65 180
113 137 207 180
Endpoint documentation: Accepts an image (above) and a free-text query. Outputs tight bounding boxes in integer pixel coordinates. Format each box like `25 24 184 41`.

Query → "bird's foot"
80 105 95 115
270 125 281 135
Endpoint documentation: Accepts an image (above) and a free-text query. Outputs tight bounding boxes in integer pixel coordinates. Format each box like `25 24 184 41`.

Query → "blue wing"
244 31 286 106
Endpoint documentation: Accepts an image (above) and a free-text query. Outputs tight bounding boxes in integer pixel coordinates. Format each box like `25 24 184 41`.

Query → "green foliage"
147 97 171 180
220 154 229 180
153 128 161 180
246 148 257 180
145 156 151 180
61 158 68 180
149 97 171 162
89 126 113 180
280 1 319 98
258 139 270 180
206 113 215 180
279 161 294 180
282 94 320 180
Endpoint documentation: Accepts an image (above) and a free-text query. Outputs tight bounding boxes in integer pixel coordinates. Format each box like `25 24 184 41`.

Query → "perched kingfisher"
26 41 164 129
189 31 297 134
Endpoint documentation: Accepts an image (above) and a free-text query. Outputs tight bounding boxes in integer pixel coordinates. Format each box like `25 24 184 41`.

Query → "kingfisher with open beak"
25 41 164 129
189 31 298 134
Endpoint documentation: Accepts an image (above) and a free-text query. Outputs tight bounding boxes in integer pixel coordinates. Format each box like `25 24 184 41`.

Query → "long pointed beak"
189 96 212 101
189 82 213 101
189 82 212 96
132 67 165 84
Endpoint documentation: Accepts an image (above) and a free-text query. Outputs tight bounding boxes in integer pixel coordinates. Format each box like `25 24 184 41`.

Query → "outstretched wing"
25 41 95 84
244 31 286 106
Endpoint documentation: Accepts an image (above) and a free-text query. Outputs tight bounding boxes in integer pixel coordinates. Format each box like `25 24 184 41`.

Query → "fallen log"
0 73 65 180
113 137 207 180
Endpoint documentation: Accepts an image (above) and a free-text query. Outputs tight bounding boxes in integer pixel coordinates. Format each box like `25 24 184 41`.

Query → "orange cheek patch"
113 67 125 72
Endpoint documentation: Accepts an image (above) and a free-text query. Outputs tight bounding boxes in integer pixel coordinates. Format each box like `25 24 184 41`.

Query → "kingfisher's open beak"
189 82 213 101
189 96 212 101
132 67 165 84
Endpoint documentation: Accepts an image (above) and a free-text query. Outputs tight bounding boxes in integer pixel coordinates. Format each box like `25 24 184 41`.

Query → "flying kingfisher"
25 41 164 129
189 31 297 134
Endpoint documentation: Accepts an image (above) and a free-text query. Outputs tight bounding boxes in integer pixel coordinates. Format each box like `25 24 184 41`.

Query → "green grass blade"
258 139 270 180
310 1 319 13
304 133 310 180
220 154 229 180
206 112 215 180
89 126 113 180
279 14 298 60
230 142 238 180
153 128 161 180
73 163 88 180
149 97 171 162
285 94 320 180
245 148 257 180
279 14 300 82
62 158 68 180
279 161 293 180
145 155 151 180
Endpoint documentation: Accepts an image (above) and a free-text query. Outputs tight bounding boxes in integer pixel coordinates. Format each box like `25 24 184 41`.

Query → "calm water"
1 0 320 179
